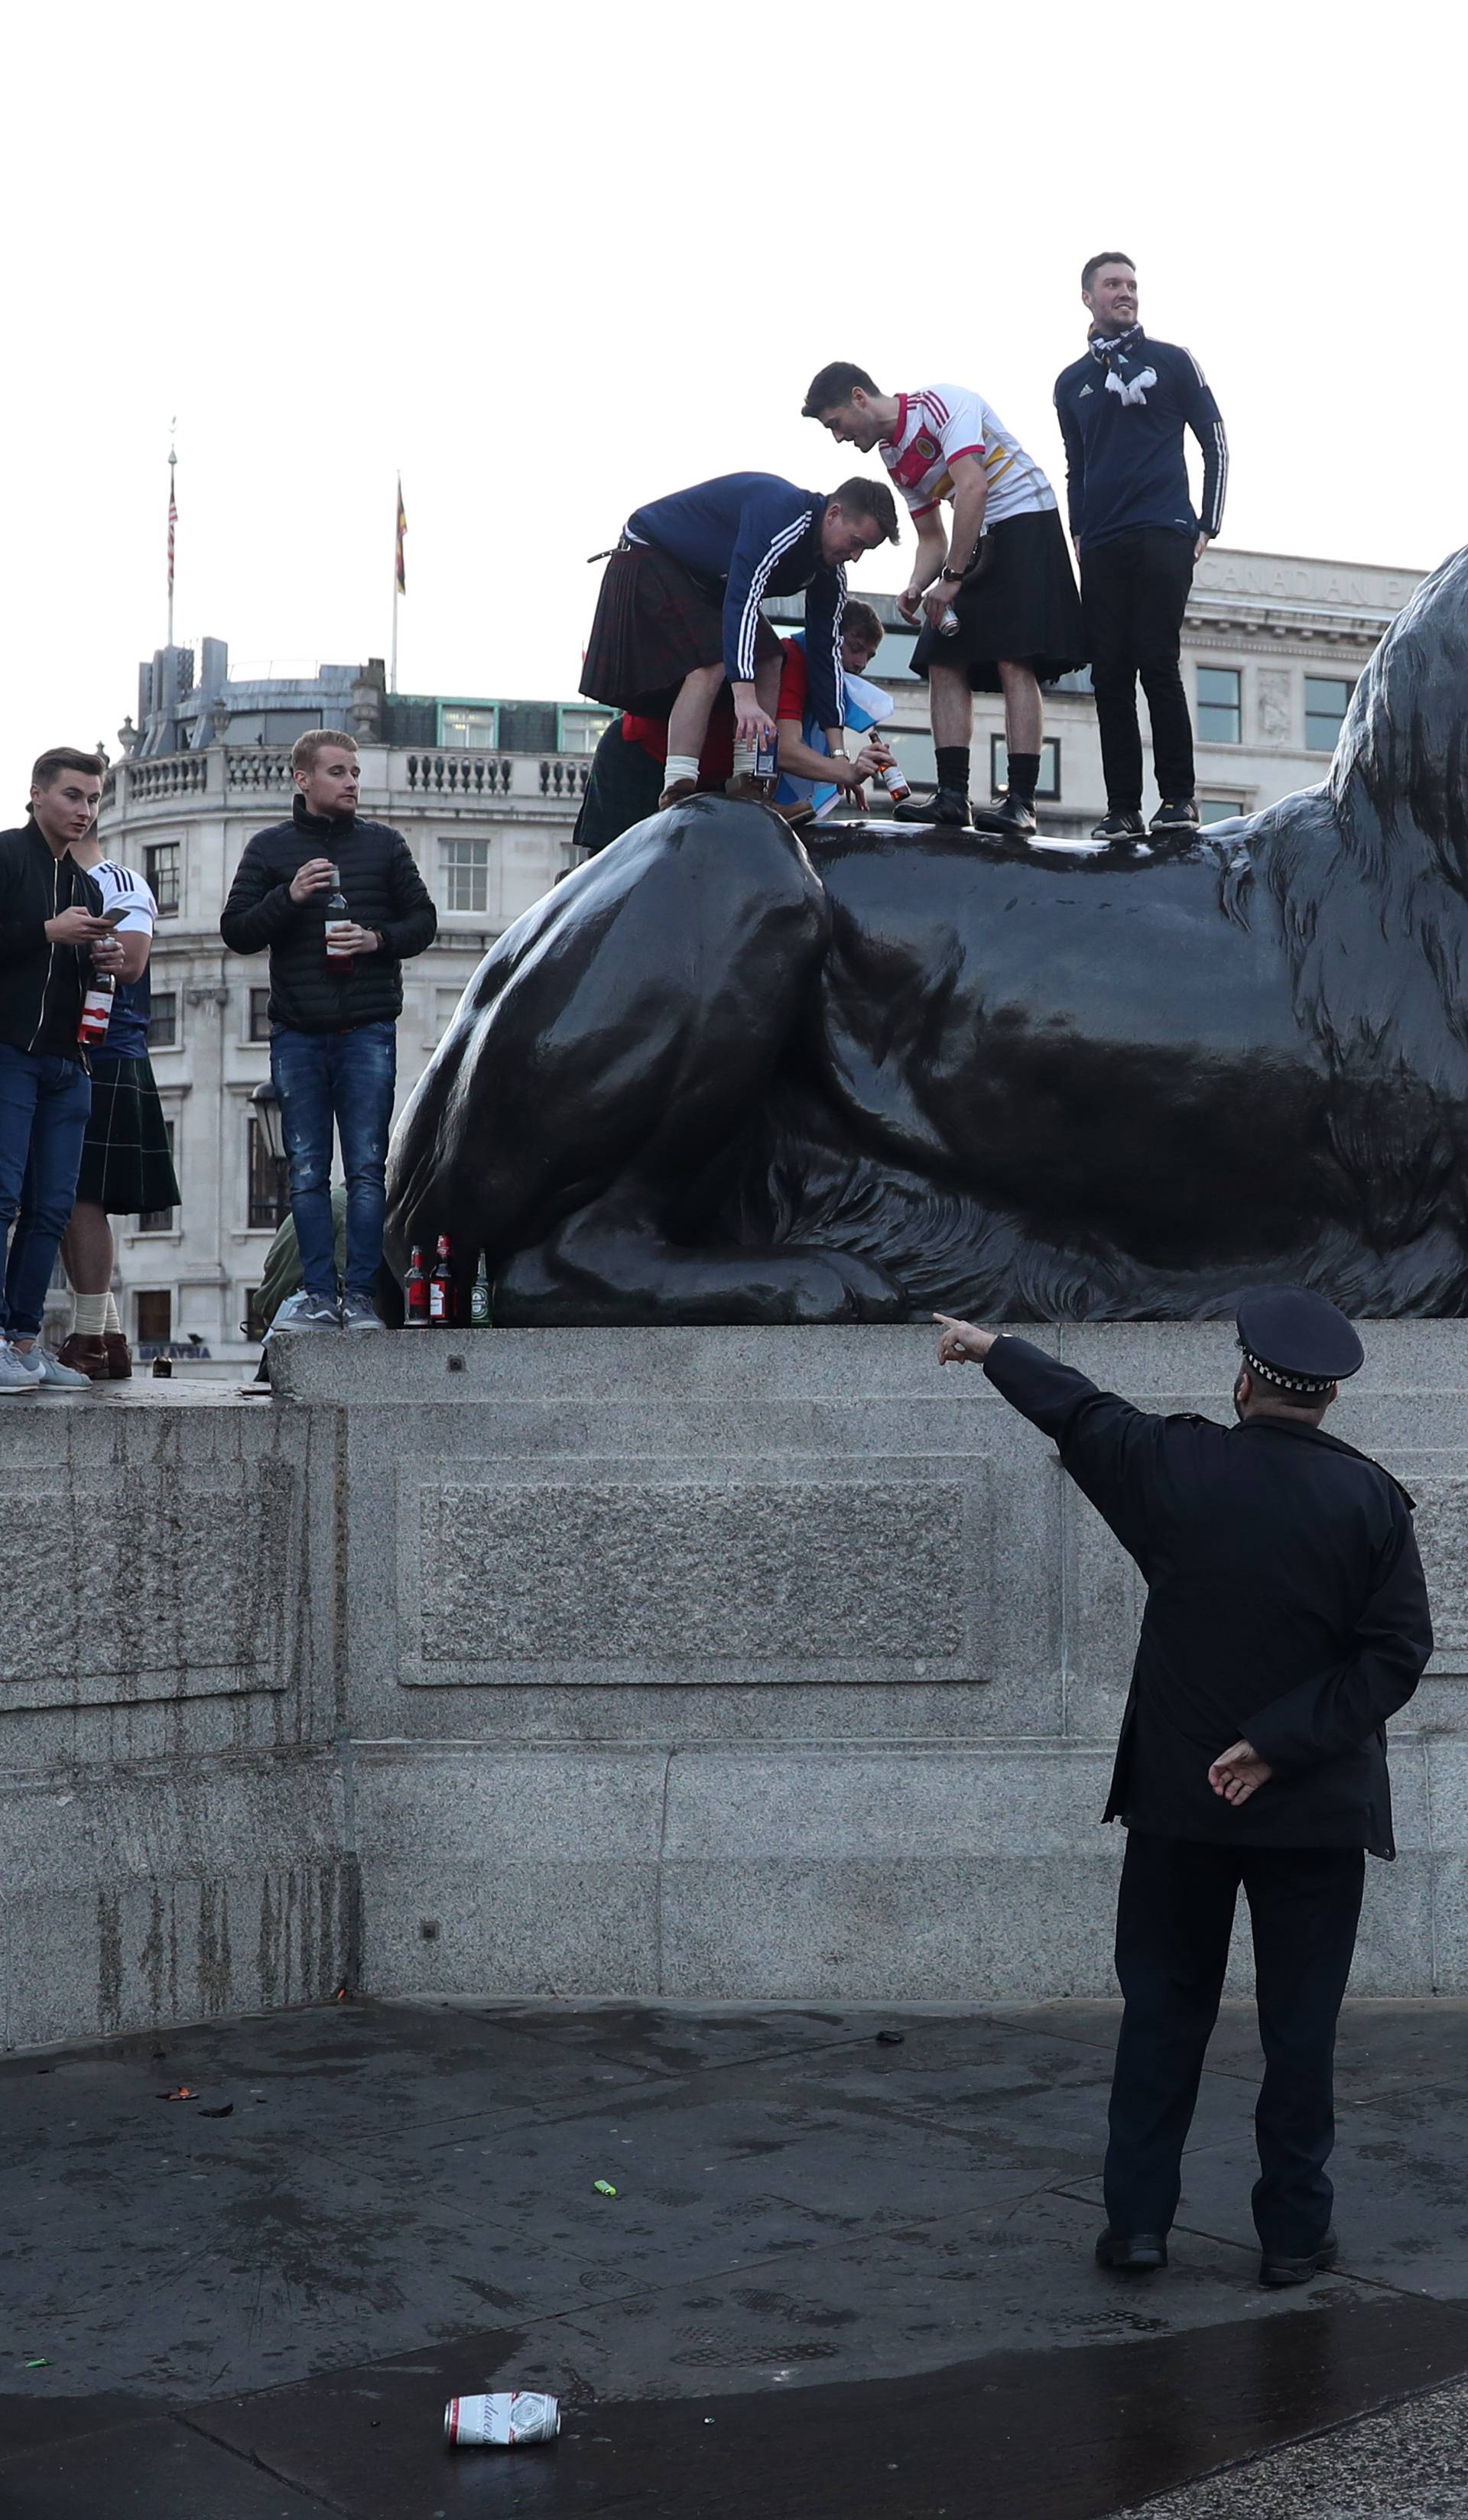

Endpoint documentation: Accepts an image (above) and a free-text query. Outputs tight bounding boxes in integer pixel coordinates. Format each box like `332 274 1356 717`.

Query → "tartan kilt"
910 505 1086 693
75 1054 180 1215
580 540 781 714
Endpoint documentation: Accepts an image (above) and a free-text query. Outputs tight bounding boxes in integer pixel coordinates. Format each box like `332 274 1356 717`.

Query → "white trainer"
0 1344 41 1396
8 1342 93 1391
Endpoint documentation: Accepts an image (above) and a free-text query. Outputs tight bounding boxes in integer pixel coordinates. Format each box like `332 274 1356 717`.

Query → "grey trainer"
9 1342 92 1390
340 1292 386 1331
0 1344 41 1396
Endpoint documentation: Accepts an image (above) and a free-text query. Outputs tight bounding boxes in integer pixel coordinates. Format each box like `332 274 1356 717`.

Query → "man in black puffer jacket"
221 731 436 1329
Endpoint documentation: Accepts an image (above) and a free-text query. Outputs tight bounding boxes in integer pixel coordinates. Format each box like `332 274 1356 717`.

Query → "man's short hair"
291 728 359 775
31 746 105 790
830 478 901 545
842 598 883 648
802 361 880 417
1080 250 1135 293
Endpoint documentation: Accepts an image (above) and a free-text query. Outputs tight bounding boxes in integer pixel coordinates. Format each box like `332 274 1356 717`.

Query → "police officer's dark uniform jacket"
983 1336 1432 1858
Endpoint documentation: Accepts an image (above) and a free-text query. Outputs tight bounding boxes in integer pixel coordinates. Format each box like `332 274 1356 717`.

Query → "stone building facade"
93 546 1421 1361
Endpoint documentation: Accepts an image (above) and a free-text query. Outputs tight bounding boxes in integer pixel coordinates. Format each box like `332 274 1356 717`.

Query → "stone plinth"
6 1325 1468 2045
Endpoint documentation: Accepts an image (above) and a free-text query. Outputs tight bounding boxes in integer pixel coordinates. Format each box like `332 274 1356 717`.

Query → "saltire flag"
395 478 407 595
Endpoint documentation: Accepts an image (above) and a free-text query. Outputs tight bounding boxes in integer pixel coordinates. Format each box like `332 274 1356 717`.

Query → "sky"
4 0 1465 808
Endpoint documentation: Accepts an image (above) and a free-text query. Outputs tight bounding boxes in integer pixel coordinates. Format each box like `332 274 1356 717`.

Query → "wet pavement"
3 1994 1467 2515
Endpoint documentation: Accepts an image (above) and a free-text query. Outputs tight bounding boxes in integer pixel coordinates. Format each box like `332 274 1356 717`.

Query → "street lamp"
250 1077 286 1166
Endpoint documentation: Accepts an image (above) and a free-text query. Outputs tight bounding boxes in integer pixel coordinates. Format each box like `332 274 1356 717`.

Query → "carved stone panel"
1410 1475 1468 1673
398 1461 986 1686
0 1464 297 1707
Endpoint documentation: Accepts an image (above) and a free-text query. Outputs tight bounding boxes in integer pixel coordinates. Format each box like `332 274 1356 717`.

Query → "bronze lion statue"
385 546 1468 1322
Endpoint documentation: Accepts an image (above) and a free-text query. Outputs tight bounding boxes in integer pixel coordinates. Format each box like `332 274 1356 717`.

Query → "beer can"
444 2391 560 2448
754 731 778 780
938 605 960 636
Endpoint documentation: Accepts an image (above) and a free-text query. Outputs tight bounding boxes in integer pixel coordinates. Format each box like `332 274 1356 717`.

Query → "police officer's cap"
1236 1286 1364 1395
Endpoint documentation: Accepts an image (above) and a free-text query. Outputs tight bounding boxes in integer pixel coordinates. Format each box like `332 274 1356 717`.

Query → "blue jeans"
0 1043 93 1339
270 1022 397 1299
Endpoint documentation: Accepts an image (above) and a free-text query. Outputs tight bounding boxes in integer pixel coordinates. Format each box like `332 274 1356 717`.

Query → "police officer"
934 1289 1433 2288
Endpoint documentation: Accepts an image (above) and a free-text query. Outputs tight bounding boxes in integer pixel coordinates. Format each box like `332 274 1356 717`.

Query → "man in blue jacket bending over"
580 472 899 808
936 1290 1431 2290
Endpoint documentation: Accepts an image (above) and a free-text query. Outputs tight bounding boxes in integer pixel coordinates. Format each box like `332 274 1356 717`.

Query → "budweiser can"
444 2391 560 2448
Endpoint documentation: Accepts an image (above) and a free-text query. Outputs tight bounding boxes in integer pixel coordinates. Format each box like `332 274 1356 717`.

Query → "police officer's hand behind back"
1208 1740 1273 1805
934 1313 996 1364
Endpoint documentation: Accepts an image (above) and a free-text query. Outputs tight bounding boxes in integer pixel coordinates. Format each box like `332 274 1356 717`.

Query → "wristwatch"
940 566 964 583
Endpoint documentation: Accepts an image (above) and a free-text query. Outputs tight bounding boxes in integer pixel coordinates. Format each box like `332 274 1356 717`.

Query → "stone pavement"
4 1995 1468 2517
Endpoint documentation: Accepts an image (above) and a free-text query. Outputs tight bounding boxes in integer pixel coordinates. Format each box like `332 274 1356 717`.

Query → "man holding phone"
0 748 122 1393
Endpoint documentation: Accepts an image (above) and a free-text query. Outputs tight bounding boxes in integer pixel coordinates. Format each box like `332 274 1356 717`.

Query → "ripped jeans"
269 1021 397 1300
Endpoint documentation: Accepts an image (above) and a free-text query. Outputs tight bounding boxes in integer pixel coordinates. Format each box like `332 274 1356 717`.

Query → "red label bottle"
404 1246 429 1325
429 1234 454 1325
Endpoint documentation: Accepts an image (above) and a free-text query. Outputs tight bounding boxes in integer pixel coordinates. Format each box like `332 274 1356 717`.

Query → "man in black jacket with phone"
935 1289 1432 2288
0 748 123 1392
221 731 436 1330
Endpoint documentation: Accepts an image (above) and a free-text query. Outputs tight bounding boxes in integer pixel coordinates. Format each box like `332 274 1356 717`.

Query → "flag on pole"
395 478 407 595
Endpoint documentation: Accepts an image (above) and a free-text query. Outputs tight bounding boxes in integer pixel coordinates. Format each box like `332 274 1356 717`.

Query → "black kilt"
580 540 783 714
911 505 1086 692
76 1053 180 1215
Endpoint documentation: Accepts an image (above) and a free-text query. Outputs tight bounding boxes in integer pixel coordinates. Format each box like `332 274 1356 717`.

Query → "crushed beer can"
444 2390 560 2448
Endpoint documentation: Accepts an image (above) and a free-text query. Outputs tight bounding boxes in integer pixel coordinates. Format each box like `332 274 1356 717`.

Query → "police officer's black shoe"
1149 796 1200 835
1259 2229 1338 2288
971 792 1038 840
894 786 971 828
1090 811 1146 843
1095 2227 1168 2272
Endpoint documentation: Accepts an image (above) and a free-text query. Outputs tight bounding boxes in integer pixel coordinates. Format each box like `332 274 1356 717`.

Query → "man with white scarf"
1054 252 1228 846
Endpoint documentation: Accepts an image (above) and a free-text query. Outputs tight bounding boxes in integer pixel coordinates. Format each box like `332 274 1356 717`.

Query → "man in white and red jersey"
804 362 1084 838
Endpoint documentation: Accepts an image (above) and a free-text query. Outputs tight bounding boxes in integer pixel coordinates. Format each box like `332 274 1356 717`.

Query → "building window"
138 1123 177 1232
1200 798 1247 825
557 706 615 754
882 727 937 789
440 837 490 913
248 987 272 1043
248 1113 291 1231
440 705 499 749
435 984 465 1038
1197 667 1242 745
244 1286 268 1342
147 991 177 1049
1304 676 1354 753
136 1289 172 1352
990 736 1061 801
145 842 180 915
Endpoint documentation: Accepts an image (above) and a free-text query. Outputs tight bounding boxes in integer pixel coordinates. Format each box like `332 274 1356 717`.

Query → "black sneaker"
1091 811 1146 844
1150 797 1200 834
1095 2227 1168 2272
1259 2230 1339 2288
972 793 1038 841
894 786 971 828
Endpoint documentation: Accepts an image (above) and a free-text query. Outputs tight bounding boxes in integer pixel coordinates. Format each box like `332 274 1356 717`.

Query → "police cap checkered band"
1239 1345 1336 1396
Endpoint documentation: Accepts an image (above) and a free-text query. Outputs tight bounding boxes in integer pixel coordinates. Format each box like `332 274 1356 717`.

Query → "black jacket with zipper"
219 795 437 1033
0 822 105 1059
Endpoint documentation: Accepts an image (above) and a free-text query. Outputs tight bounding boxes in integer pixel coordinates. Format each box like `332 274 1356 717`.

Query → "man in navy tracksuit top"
579 471 898 808
1054 251 1227 844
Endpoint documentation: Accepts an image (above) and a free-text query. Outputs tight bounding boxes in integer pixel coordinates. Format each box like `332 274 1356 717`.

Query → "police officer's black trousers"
1105 1831 1366 2252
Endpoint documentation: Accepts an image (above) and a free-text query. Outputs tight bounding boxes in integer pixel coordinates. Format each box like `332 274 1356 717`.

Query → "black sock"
935 746 969 796
1005 751 1041 803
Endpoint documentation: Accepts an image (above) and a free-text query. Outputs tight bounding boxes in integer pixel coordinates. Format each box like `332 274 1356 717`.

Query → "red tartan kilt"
580 542 781 714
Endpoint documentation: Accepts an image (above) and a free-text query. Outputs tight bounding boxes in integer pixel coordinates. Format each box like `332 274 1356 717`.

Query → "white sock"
104 1293 122 1335
73 1293 109 1337
662 753 699 790
731 741 758 779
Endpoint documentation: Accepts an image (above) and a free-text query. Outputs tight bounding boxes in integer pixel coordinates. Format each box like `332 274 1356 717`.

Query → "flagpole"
167 422 177 649
391 473 403 693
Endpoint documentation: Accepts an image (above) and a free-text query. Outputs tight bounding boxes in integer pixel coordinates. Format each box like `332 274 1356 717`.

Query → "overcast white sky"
4 0 1463 809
